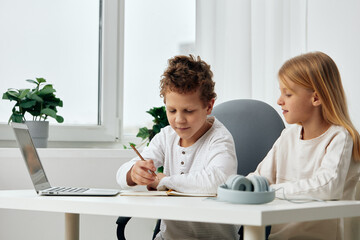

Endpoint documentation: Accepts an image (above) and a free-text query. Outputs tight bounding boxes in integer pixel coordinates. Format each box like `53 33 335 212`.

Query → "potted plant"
126 106 169 173
136 106 169 144
2 77 64 147
126 106 168 147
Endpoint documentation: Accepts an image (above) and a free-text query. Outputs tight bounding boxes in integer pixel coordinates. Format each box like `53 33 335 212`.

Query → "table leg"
243 225 265 240
344 217 360 240
65 213 79 240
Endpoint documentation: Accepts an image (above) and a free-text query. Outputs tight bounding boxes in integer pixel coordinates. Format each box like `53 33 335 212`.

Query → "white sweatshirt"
251 124 360 240
117 117 239 239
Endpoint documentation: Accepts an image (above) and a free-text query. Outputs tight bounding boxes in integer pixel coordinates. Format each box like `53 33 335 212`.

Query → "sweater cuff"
116 163 135 189
157 176 171 191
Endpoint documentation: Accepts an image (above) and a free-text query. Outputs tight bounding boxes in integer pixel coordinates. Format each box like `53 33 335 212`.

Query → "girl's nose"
277 96 284 106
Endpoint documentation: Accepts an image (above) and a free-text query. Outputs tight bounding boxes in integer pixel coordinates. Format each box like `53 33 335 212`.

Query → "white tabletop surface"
0 190 360 226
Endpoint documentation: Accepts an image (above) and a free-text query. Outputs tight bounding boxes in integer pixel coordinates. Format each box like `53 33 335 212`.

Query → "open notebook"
120 189 216 197
11 122 119 196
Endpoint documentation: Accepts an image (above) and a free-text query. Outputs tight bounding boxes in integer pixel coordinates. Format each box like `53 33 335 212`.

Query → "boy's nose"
175 113 186 123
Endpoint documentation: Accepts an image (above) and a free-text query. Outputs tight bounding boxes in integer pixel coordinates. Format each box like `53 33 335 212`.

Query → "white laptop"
11 122 119 196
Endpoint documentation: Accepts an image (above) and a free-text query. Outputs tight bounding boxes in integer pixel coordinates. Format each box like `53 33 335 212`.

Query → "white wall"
307 0 360 130
196 0 360 129
0 149 156 240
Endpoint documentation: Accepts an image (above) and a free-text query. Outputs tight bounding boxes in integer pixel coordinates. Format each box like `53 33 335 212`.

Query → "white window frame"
0 0 124 143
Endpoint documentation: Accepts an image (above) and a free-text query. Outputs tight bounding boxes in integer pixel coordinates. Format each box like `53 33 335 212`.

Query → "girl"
251 51 360 240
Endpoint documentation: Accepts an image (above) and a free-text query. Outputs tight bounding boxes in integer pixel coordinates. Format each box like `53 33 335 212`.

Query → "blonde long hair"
278 51 360 161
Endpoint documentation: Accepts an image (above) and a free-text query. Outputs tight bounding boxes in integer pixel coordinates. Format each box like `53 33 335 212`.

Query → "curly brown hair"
160 55 216 105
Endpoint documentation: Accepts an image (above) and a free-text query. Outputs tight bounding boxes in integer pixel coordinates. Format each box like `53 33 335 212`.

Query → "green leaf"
26 79 38 85
158 122 168 129
3 91 22 101
48 106 58 112
148 130 156 141
6 95 20 101
18 89 30 99
152 124 161 134
55 115 64 123
146 106 168 125
2 92 10 100
36 78 46 84
27 92 43 102
46 99 58 106
27 109 41 117
6 90 20 98
44 98 63 108
11 113 23 123
12 106 19 113
41 108 57 118
129 142 136 147
19 99 37 108
157 166 164 173
38 85 55 95
136 127 150 140
146 106 163 120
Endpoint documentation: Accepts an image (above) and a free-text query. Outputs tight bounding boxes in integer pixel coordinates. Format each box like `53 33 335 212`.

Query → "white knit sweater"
250 124 360 240
117 117 239 239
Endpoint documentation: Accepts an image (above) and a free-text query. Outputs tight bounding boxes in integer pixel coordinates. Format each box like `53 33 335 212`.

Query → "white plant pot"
24 121 49 148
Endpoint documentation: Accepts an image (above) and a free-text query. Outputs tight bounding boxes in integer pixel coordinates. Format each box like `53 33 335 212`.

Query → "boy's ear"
312 92 321 107
206 98 215 114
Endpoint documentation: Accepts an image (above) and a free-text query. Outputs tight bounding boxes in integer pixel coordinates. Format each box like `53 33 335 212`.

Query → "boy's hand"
147 173 166 190
126 159 157 186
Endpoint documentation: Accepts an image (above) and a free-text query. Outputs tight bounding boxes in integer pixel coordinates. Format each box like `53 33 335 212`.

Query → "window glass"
0 0 100 125
123 0 196 135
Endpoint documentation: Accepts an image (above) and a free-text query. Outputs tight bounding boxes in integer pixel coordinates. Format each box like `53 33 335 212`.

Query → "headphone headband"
217 175 275 204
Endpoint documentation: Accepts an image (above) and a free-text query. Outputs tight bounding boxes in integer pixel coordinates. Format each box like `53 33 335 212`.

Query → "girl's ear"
206 98 215 114
312 92 322 107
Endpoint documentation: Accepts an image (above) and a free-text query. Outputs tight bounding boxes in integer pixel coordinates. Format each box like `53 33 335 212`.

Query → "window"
0 0 120 142
122 0 196 135
0 0 100 125
0 0 196 144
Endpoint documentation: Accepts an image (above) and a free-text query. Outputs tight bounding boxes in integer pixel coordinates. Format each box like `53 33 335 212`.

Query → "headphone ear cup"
225 175 252 191
225 175 239 189
261 177 270 191
233 176 252 191
248 176 269 192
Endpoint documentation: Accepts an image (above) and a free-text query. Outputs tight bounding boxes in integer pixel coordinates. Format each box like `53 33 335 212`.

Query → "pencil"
130 145 158 178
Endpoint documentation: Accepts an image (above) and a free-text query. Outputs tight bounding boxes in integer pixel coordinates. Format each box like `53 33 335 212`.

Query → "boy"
117 55 238 239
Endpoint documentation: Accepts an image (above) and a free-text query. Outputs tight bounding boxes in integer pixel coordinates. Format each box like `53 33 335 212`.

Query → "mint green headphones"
217 175 275 204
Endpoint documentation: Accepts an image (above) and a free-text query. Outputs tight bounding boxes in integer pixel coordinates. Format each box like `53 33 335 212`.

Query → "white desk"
1 190 360 240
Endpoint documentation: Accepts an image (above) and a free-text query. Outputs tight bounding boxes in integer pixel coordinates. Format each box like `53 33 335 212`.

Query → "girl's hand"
147 173 166 190
126 159 157 186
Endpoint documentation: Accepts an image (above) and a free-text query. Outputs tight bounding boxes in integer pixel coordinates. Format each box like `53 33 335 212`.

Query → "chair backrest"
212 99 285 175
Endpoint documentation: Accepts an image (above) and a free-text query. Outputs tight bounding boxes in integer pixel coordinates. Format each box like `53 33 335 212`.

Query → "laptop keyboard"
47 187 89 193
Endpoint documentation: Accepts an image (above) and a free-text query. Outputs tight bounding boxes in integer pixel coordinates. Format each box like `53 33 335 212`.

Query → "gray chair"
116 99 285 240
212 99 285 176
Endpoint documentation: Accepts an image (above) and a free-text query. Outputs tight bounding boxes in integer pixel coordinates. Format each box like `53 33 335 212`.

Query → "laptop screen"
12 123 51 192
